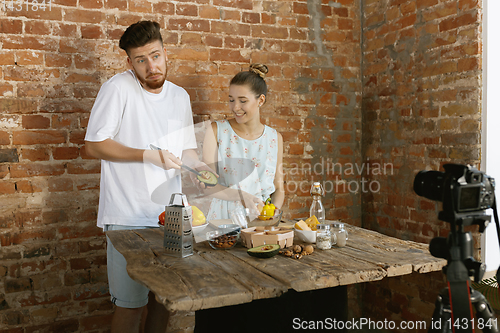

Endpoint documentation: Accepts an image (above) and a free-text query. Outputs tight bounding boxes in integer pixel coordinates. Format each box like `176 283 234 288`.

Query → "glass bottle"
331 222 348 247
316 224 332 250
310 182 325 224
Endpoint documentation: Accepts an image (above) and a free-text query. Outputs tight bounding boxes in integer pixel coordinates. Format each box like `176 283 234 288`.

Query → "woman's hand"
143 149 182 170
240 191 264 216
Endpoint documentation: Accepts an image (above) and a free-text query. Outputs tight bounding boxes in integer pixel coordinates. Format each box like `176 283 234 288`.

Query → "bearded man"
85 21 207 333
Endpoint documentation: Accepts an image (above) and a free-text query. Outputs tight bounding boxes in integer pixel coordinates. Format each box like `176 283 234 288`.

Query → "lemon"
192 206 206 226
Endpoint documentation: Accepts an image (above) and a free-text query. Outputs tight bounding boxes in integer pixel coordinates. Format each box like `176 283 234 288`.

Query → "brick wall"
361 0 482 242
359 0 483 329
0 0 362 331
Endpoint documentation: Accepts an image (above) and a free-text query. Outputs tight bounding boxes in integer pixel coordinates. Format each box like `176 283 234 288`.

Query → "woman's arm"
270 132 285 211
201 122 264 213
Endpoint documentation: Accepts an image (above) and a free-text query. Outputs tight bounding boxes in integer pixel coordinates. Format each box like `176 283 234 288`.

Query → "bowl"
249 210 284 228
206 229 239 250
294 228 317 243
229 207 251 228
218 224 241 235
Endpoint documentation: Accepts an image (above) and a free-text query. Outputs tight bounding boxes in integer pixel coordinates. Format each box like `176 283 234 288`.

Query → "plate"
192 222 208 232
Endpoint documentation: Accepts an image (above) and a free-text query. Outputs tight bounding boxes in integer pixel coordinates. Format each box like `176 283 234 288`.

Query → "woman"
202 63 284 221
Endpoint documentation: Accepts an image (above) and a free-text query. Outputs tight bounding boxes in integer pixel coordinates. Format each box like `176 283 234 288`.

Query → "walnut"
304 245 314 255
293 245 303 253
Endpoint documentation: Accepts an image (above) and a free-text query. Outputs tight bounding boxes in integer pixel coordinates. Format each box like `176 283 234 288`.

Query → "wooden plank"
342 225 446 276
228 247 341 292
196 245 288 300
298 245 387 285
107 229 254 312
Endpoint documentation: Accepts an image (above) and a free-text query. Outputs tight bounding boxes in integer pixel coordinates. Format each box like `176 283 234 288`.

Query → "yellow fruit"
192 206 206 226
305 215 319 231
294 220 311 231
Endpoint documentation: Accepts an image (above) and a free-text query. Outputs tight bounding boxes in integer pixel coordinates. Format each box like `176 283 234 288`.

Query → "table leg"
145 292 196 333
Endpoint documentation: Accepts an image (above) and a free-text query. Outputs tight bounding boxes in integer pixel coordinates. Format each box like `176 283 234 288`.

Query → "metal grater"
163 193 193 258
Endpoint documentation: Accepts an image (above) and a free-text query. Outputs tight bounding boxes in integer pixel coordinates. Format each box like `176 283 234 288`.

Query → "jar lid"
331 222 344 227
317 224 330 230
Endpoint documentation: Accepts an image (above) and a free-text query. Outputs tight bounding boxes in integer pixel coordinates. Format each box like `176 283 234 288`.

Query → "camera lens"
413 170 446 202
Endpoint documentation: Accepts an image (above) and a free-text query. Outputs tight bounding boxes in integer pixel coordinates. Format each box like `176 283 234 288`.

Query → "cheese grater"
163 193 193 258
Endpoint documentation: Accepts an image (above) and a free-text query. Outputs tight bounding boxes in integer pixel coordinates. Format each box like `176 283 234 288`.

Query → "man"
85 21 206 333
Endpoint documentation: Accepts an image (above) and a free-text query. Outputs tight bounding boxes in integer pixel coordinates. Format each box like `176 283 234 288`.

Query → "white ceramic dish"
192 222 208 232
294 228 317 243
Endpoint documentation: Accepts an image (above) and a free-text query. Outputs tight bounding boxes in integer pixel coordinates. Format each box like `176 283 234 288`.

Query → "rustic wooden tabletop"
106 222 446 314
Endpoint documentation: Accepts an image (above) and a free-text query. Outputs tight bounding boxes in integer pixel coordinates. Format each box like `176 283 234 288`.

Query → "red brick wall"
0 0 362 331
360 0 483 329
361 0 482 243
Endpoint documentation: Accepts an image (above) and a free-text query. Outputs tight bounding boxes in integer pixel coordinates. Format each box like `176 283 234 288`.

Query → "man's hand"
143 149 182 170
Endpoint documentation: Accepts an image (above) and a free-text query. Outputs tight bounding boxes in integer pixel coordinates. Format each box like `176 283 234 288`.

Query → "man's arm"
85 138 182 170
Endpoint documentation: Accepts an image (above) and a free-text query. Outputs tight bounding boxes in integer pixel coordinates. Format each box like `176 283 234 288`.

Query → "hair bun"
249 63 268 79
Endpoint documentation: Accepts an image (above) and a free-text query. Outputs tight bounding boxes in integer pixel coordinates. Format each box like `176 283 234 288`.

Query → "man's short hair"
119 21 163 55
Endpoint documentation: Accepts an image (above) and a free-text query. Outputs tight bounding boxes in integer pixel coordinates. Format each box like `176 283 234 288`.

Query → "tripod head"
429 222 487 283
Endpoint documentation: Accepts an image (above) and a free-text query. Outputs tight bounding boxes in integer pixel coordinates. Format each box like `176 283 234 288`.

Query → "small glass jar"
316 224 332 250
331 222 348 247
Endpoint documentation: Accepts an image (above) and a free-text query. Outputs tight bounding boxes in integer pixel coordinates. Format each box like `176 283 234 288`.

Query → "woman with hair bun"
202 63 284 220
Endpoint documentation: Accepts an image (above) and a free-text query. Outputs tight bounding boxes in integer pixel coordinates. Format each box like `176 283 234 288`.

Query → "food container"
294 228 317 243
240 226 293 249
316 224 332 250
206 230 239 250
252 210 283 228
330 221 348 247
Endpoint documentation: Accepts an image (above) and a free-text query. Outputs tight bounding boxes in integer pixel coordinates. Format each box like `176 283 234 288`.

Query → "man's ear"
126 56 133 69
163 46 168 61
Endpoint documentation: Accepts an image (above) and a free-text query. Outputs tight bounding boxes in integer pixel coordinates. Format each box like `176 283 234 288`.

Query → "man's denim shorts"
105 225 156 309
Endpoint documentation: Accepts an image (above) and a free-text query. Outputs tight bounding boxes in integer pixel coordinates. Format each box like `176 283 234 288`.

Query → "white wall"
483 0 500 275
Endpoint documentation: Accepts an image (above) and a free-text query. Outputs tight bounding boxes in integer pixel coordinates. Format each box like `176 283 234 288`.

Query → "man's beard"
137 71 166 91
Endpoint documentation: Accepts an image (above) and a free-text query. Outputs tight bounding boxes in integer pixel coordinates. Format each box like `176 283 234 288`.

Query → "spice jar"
331 222 348 247
316 224 332 250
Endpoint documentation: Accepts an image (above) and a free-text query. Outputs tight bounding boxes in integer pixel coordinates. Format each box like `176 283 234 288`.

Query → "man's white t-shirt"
85 70 197 228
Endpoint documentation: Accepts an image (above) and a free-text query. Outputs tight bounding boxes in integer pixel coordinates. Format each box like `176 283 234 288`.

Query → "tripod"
430 285 498 333
429 222 499 333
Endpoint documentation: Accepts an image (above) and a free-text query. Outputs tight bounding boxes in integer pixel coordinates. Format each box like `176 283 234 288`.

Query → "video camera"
414 164 495 231
413 164 499 333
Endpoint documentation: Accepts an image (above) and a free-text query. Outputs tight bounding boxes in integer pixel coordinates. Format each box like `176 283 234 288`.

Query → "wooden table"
106 223 446 332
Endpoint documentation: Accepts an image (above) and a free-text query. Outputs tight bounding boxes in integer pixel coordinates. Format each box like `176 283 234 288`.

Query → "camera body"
414 164 495 227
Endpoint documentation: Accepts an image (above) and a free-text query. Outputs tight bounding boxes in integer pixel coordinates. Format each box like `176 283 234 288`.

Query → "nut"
293 245 303 253
209 233 238 249
304 245 314 255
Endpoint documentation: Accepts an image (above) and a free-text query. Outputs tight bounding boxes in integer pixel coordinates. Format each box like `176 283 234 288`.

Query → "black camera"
414 164 495 227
